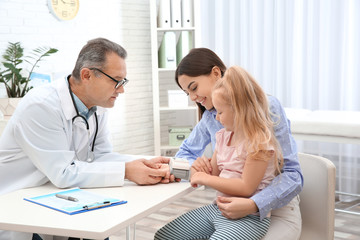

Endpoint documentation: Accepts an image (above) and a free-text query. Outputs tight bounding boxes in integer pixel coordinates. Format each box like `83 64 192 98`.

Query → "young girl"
172 48 302 239
154 66 284 240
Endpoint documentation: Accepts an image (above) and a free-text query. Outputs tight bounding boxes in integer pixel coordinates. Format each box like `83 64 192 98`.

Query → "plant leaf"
0 42 58 97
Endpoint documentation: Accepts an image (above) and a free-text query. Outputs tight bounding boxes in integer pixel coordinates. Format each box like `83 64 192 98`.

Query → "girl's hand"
157 163 174 183
216 196 258 219
190 171 209 188
191 156 212 174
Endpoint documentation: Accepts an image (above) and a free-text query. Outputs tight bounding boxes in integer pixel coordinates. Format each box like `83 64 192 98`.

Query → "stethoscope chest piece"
87 151 95 162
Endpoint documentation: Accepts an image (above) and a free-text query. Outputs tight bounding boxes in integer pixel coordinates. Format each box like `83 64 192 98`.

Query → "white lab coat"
0 77 132 240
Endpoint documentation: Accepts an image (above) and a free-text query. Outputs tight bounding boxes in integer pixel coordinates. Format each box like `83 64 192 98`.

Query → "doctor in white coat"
0 38 172 240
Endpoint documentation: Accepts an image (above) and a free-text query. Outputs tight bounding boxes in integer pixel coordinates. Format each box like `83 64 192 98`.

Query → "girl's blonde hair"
213 66 283 174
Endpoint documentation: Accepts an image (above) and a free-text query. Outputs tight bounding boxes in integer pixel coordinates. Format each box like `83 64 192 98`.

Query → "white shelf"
157 27 196 32
158 68 176 72
160 145 181 150
150 0 201 156
160 106 197 111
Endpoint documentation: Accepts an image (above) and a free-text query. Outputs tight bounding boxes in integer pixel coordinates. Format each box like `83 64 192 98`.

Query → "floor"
335 195 360 240
110 187 360 240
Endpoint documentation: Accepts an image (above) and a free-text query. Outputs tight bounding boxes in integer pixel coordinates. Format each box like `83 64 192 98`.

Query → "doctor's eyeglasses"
89 67 129 89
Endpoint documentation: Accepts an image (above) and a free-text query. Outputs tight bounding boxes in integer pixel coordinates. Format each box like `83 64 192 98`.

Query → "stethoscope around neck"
67 77 98 162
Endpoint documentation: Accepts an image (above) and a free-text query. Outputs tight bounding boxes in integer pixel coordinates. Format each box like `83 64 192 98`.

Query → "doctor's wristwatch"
169 158 191 180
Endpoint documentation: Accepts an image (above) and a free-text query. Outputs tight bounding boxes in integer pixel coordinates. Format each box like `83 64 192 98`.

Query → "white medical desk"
0 181 194 239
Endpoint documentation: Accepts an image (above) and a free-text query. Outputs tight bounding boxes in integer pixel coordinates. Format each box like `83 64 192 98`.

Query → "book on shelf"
176 31 193 65
158 0 171 28
157 0 194 28
181 0 194 27
158 31 177 68
170 0 182 28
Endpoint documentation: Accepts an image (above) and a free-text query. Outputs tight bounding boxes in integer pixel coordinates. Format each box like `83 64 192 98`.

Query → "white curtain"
199 0 359 111
199 0 360 199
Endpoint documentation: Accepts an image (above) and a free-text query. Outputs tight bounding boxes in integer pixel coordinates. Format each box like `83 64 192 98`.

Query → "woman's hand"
216 196 259 219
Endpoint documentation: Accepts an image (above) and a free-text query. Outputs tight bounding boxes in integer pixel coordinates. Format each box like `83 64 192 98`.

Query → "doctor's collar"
66 75 97 120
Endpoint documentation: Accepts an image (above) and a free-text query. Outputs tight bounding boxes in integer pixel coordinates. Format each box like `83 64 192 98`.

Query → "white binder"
158 0 171 28
170 0 182 28
181 0 193 27
176 31 193 65
158 32 177 68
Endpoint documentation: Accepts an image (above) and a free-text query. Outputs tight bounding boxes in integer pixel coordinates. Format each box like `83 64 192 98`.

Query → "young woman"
170 48 302 239
155 66 284 239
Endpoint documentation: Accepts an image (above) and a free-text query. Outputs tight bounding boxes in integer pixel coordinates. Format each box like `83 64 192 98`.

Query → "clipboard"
24 188 127 215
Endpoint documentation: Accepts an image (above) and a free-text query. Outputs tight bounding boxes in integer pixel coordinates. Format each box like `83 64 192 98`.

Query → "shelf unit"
150 0 201 156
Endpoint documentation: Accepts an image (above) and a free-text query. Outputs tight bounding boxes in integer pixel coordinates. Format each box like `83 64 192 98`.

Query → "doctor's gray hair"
71 38 127 80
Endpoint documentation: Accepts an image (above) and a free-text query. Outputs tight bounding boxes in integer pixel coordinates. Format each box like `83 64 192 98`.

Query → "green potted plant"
0 42 58 116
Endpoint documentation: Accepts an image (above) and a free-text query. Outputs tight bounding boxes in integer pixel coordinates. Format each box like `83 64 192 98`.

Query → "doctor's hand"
216 196 258 220
145 156 180 183
143 156 170 168
143 156 176 183
125 157 172 185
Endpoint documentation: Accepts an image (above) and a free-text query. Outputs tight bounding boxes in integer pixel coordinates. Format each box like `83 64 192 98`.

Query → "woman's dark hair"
175 48 227 118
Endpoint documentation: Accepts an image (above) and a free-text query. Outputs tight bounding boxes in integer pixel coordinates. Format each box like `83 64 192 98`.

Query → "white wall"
0 0 155 155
